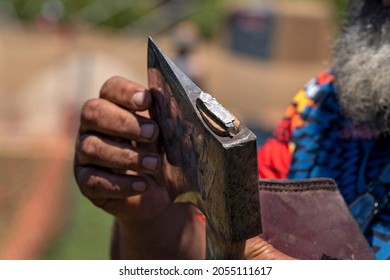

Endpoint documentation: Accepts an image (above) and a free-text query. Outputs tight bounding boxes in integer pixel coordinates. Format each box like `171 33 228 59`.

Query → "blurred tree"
330 0 347 25
8 0 225 39
10 0 158 26
7 0 345 39
11 0 47 21
188 0 224 39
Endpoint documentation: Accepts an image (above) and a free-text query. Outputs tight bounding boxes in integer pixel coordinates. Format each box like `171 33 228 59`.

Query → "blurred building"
227 1 334 62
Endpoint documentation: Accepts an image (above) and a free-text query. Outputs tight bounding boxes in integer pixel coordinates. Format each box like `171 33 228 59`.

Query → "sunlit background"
0 0 345 259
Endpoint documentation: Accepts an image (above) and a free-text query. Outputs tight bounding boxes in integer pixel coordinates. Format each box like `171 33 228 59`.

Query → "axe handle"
206 222 246 259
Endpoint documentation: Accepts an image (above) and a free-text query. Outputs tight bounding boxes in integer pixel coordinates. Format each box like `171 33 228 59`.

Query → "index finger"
100 76 151 111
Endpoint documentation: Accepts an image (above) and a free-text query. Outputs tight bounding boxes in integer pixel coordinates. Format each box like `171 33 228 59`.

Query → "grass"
44 176 114 260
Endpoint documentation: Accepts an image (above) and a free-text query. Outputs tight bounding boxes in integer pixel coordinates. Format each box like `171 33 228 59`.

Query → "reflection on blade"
147 36 261 259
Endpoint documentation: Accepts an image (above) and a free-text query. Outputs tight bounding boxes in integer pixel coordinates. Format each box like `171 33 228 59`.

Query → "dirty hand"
74 76 205 259
74 76 167 221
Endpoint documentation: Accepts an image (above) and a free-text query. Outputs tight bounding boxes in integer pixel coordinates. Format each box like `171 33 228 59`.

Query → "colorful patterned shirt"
257 70 390 259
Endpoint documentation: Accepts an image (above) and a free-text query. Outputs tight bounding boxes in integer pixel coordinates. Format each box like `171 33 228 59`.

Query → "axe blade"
147 37 261 259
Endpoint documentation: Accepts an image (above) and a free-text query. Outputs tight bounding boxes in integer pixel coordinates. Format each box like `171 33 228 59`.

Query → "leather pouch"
259 178 376 260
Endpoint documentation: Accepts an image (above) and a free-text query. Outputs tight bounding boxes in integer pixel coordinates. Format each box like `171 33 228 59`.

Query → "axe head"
147 37 261 259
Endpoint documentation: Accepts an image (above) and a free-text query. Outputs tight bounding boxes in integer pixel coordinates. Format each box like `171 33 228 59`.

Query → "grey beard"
332 22 390 134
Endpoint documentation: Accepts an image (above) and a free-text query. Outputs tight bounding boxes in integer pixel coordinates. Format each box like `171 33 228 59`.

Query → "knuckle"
87 175 103 196
75 167 102 198
82 173 103 198
81 98 101 125
79 135 101 164
118 111 134 130
122 149 139 167
100 76 122 98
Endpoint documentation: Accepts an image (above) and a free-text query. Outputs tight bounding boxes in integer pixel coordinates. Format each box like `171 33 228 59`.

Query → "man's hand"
74 76 205 259
75 76 168 221
245 236 296 260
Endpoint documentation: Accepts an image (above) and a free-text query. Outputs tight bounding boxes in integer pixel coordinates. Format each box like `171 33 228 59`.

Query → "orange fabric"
317 71 334 85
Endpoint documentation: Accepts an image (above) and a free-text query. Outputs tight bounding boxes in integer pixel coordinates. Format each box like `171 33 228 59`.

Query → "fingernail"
133 181 147 192
142 156 159 171
133 91 146 106
140 123 156 140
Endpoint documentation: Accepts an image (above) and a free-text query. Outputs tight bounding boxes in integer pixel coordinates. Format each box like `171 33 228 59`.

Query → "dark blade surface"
147 37 261 259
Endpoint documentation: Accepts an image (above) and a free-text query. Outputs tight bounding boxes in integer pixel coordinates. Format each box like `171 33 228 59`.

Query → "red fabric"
257 107 295 179
257 71 334 180
317 71 334 85
258 138 291 179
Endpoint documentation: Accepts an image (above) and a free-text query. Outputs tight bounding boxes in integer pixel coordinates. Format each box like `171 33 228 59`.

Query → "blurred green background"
44 175 113 259
6 0 346 37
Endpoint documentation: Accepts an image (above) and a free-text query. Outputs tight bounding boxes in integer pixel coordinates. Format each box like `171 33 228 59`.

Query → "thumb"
244 236 296 260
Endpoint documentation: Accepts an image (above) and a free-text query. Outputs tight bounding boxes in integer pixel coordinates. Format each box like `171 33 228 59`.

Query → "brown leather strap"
258 178 376 260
